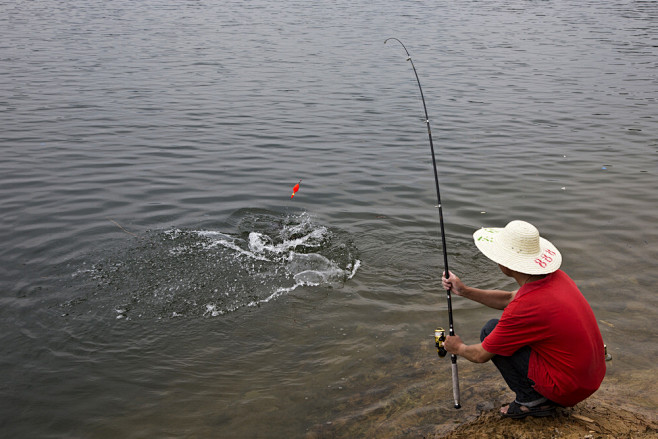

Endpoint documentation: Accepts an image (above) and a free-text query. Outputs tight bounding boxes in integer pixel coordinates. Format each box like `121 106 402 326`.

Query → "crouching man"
442 220 605 418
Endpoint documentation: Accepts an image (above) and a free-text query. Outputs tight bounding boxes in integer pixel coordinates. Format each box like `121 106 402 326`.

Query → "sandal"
501 400 556 419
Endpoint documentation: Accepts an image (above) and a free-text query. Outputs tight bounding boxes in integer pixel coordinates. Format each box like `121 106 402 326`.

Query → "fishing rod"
385 38 461 409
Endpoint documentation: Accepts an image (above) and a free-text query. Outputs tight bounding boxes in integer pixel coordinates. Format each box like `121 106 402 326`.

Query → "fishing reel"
434 327 447 358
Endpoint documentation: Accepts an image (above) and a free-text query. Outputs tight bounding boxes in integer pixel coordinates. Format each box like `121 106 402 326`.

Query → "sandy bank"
437 391 656 439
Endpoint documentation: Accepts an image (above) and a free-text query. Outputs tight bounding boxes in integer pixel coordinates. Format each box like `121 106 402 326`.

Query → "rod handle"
451 359 461 409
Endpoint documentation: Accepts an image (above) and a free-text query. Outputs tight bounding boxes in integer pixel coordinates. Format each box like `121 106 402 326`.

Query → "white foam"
195 231 271 261
347 260 361 280
164 228 183 239
293 270 325 285
248 226 327 255
204 303 223 317
248 232 273 254
247 276 318 308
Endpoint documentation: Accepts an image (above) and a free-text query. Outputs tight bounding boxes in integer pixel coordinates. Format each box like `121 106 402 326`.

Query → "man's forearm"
460 286 514 310
457 342 495 363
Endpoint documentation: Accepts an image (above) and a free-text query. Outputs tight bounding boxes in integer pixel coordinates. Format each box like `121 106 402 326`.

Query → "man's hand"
444 334 464 355
442 271 515 310
444 335 495 363
442 271 467 297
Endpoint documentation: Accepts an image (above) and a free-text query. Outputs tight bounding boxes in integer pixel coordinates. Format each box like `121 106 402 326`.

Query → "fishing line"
385 37 461 409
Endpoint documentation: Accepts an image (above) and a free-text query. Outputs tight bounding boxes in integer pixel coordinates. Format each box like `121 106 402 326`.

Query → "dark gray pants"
480 318 548 406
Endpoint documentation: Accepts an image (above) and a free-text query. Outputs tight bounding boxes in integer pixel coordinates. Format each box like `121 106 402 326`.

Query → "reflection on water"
1 0 656 437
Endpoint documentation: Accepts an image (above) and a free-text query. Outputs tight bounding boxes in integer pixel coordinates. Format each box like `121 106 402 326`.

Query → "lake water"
1 0 656 437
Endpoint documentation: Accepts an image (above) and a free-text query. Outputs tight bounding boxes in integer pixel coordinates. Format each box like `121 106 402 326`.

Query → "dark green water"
1 0 656 437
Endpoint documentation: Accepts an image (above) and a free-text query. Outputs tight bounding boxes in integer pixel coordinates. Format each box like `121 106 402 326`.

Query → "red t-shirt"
481 270 605 406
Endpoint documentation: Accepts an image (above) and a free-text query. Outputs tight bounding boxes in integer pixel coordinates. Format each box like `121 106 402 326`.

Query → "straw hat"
473 220 562 275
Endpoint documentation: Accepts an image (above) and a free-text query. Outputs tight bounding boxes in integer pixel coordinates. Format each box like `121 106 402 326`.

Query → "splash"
66 211 359 320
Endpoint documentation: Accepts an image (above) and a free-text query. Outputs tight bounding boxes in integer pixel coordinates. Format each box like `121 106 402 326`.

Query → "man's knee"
480 318 499 342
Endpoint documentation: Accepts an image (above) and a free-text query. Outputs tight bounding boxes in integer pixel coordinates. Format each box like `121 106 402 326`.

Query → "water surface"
1 0 656 437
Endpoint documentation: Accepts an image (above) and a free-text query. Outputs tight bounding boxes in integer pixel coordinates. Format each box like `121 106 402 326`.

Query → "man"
442 220 605 419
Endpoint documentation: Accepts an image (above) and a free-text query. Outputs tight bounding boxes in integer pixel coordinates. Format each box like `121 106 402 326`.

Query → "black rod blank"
385 38 461 409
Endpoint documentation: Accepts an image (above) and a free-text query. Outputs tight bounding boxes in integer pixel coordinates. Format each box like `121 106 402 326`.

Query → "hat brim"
473 227 562 275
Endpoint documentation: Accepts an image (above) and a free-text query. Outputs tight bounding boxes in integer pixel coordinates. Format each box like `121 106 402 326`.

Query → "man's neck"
513 271 547 287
